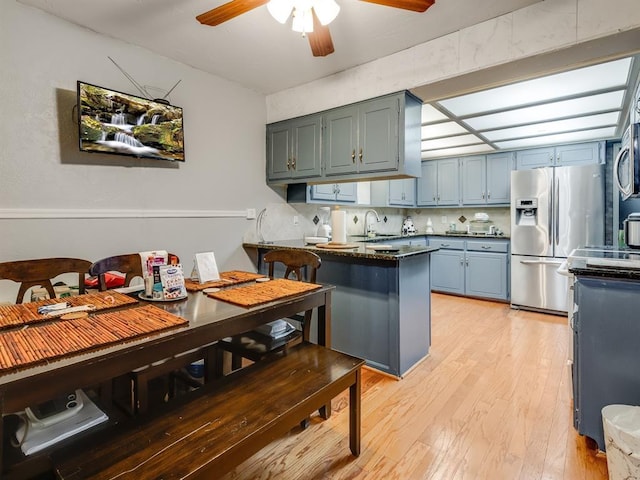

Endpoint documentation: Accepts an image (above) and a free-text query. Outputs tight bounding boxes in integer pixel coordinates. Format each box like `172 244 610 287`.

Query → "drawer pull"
481 245 492 250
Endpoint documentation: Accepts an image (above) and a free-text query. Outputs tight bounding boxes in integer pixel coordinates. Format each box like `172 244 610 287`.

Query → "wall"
0 2 292 302
266 0 640 122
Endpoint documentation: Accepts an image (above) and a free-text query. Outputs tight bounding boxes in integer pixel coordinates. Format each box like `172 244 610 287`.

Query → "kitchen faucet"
364 209 380 236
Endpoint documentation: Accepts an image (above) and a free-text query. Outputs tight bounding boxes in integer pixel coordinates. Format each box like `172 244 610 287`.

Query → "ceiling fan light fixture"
291 7 314 34
267 0 294 24
312 0 340 25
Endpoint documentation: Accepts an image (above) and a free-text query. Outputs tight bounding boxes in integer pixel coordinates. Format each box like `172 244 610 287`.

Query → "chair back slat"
89 253 180 291
264 250 321 284
0 258 92 303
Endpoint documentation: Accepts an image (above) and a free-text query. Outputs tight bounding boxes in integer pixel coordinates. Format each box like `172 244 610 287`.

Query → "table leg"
349 368 361 457
318 290 332 419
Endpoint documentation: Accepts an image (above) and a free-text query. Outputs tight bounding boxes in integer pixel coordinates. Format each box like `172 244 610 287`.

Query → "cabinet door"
388 178 415 206
516 147 554 169
486 152 513 204
430 250 465 294
335 182 357 202
309 184 337 201
417 161 438 206
291 116 322 179
437 158 460 206
465 251 509 300
555 142 602 166
461 155 487 205
359 96 399 173
266 123 292 181
324 106 358 176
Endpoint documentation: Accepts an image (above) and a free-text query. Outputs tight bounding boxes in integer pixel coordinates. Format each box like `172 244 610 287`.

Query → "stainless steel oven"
614 122 640 200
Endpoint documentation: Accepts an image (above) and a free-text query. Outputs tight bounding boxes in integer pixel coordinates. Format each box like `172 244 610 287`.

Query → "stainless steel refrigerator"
510 164 604 314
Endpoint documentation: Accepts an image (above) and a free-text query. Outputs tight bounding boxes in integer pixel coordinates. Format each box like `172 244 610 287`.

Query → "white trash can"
602 404 640 480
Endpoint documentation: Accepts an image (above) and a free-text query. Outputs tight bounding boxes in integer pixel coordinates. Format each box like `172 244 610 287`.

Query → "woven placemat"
0 304 187 374
207 278 322 308
184 270 267 291
0 291 138 330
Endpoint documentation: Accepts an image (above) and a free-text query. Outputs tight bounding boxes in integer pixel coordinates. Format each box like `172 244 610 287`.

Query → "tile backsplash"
244 203 511 243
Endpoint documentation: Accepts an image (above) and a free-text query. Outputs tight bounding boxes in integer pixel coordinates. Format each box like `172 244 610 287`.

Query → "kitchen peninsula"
243 239 437 377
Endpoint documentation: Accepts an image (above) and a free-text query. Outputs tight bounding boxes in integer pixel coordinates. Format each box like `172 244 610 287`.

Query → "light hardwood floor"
221 293 609 479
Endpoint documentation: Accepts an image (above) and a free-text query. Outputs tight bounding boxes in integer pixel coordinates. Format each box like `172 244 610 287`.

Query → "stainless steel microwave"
614 123 640 200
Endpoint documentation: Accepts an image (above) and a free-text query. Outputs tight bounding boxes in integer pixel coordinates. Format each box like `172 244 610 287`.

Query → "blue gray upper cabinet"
417 158 460 206
267 115 322 181
308 183 357 203
461 152 513 205
323 91 422 179
515 141 603 169
268 91 422 185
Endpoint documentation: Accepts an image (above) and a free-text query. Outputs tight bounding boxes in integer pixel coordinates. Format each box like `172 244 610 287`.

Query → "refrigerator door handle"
555 176 560 246
519 259 565 266
548 175 553 247
614 145 631 198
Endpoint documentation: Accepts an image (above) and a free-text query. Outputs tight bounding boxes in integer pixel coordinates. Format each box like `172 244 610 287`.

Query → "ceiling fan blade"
307 11 334 57
196 0 270 26
359 0 435 13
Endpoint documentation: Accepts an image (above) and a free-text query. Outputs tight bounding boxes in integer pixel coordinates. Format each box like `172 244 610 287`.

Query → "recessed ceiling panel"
438 57 632 117
421 104 449 124
494 127 617 150
482 112 620 142
422 144 495 159
421 134 483 151
421 122 468 139
462 91 625 131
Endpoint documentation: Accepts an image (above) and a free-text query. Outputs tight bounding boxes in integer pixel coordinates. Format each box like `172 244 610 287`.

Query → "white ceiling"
18 0 540 95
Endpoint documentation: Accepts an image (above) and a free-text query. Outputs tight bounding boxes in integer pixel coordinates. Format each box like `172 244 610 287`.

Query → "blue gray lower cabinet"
572 276 640 451
429 236 510 301
252 247 431 377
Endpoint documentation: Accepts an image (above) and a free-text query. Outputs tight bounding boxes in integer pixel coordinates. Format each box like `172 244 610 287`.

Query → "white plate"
255 277 270 282
202 287 220 293
138 292 188 302
304 236 329 244
365 244 400 252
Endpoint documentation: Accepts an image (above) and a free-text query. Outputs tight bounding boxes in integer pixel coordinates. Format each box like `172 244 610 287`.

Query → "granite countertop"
427 232 510 239
243 240 438 260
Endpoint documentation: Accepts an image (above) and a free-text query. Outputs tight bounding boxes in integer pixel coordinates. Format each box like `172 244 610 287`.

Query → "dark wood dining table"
0 283 334 477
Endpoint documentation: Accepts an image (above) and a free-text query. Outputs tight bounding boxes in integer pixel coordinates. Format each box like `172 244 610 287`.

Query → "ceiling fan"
196 0 435 57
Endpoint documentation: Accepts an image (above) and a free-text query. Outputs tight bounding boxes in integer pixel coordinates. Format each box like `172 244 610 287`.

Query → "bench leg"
349 368 361 457
319 403 331 420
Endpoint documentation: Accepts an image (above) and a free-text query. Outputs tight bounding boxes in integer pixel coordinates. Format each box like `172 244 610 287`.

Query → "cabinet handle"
437 195 440 201
466 257 469 266
291 157 296 169
482 192 485 199
481 245 492 250
351 150 356 163
359 148 363 162
336 185 341 194
433 196 436 201
487 191 491 199
441 243 450 247
460 257 464 265
287 158 291 170
332 184 337 194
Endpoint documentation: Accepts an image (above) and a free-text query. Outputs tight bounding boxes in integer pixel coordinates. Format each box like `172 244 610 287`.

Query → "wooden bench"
54 343 364 479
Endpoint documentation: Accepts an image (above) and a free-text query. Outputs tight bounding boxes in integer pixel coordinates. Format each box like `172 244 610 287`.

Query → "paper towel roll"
331 209 347 244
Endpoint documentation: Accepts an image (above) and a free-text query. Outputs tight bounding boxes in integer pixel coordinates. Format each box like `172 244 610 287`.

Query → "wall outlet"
441 216 447 224
293 215 299 225
246 208 256 220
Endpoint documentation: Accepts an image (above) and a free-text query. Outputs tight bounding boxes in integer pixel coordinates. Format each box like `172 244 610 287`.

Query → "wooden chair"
89 252 213 415
216 249 322 374
0 257 91 304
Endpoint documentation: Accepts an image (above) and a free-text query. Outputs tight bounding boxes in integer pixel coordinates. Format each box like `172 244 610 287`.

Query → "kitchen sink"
349 234 401 242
